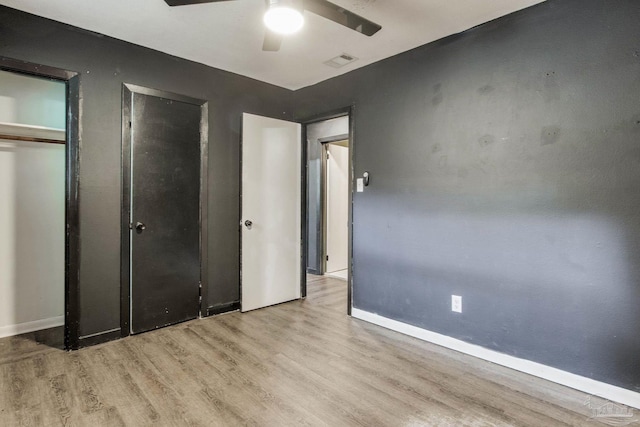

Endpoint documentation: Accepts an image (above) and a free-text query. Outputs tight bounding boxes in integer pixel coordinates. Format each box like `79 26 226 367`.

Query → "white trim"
351 308 640 410
0 316 65 339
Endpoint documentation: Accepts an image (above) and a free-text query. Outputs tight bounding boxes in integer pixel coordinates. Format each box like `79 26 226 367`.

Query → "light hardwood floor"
0 275 622 426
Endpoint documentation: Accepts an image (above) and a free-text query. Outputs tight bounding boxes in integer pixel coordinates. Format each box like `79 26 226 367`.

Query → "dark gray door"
130 92 201 334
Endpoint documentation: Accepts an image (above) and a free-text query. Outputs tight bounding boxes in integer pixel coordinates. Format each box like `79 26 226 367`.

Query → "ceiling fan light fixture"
263 0 304 35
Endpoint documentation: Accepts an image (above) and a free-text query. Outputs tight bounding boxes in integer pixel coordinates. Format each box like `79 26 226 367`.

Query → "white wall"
0 70 66 129
0 71 66 338
0 138 65 337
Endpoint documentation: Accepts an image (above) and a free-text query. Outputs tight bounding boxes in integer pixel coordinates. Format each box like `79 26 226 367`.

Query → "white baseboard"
0 316 64 339
351 308 640 410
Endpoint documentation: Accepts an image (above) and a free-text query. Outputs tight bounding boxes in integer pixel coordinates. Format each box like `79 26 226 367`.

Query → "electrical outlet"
452 295 462 313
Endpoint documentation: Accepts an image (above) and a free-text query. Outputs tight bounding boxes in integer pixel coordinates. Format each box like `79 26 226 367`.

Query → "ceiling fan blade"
262 30 283 52
303 0 381 36
164 0 236 6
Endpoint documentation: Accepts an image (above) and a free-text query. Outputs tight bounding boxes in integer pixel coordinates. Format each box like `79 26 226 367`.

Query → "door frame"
120 83 208 337
299 106 354 314
0 56 81 349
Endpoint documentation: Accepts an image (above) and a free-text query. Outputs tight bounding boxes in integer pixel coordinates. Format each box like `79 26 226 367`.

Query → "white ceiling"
0 0 545 90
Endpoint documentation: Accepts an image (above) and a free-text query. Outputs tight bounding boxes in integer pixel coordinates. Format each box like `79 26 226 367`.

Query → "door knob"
135 222 146 232
244 220 253 229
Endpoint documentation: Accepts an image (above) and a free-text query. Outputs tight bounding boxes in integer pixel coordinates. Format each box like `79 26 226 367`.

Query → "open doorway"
0 70 66 347
0 57 80 350
303 111 353 312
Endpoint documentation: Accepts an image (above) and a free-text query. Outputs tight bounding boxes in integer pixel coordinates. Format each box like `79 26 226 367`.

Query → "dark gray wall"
306 116 349 274
0 6 294 337
295 0 640 392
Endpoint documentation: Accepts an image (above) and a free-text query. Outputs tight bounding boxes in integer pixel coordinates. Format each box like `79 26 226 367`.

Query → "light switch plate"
356 178 364 192
452 295 462 313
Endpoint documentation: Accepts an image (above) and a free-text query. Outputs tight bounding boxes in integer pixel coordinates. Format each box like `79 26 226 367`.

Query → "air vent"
324 53 358 68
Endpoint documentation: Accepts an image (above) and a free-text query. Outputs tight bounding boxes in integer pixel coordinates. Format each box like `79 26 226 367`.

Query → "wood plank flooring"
0 275 624 426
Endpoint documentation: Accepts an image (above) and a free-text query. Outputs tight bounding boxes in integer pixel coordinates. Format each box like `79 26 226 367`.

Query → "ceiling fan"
163 0 382 52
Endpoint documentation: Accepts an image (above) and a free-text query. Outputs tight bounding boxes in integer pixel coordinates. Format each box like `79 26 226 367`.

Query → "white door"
325 143 349 273
241 113 301 312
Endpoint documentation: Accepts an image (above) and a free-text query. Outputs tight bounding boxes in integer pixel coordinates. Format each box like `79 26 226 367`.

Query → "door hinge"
327 153 330 160
129 121 132 128
326 255 329 261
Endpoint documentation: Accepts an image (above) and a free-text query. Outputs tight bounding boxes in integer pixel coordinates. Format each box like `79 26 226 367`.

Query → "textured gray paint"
294 0 640 391
0 6 294 336
306 116 349 273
